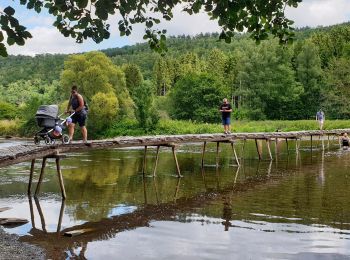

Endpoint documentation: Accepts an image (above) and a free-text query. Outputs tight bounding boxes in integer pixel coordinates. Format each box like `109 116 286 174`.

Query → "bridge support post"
266 139 273 160
142 146 148 175
28 159 35 195
172 146 182 178
34 154 67 199
230 142 240 166
153 146 160 177
34 157 47 197
255 139 262 160
201 142 206 167
216 142 220 167
149 144 182 178
55 157 66 199
285 138 289 154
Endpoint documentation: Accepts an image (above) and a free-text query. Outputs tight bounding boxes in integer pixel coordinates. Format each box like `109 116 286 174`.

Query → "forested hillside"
1 23 350 137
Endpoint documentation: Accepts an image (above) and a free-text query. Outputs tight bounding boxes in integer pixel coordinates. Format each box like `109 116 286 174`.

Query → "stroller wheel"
34 136 40 145
44 136 52 145
62 134 70 144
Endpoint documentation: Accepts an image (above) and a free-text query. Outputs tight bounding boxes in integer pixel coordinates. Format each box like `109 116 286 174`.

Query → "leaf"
0 43 8 57
4 6 15 16
7 37 15 46
0 32 3 42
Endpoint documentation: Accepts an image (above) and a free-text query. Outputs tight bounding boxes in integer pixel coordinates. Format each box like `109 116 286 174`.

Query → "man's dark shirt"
220 103 232 118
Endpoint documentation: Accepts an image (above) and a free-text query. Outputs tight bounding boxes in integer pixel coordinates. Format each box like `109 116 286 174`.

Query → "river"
0 138 349 259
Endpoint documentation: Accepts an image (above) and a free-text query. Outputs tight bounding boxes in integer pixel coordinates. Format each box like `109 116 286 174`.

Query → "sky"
1 0 350 56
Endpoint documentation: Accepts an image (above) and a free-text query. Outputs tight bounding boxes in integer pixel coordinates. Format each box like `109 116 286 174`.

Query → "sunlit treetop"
0 0 302 57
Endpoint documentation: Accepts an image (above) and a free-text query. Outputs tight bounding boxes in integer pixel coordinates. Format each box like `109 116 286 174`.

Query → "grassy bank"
0 120 22 137
104 119 350 137
1 119 350 138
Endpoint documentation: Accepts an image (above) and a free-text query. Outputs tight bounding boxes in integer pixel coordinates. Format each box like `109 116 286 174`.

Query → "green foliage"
89 92 119 134
296 40 324 118
0 79 59 106
133 80 159 131
237 40 303 120
0 0 301 56
323 57 350 119
169 73 225 123
122 64 143 95
60 51 134 125
0 101 17 120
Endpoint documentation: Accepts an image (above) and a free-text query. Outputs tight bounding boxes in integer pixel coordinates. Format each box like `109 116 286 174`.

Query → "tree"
0 0 302 56
60 51 133 118
323 57 350 119
296 41 323 118
89 92 119 134
169 73 225 123
237 41 303 120
133 80 159 131
122 64 143 95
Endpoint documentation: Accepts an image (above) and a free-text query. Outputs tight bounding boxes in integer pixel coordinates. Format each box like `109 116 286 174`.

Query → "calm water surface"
0 138 350 259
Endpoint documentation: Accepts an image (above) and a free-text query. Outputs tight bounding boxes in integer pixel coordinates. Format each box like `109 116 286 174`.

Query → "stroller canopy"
35 105 59 119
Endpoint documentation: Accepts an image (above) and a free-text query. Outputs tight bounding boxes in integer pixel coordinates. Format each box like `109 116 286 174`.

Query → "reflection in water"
0 140 350 259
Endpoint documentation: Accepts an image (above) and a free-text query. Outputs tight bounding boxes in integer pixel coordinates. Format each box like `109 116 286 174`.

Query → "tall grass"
0 120 22 137
104 119 350 137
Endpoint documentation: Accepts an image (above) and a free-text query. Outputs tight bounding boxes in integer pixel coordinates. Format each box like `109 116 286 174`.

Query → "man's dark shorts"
71 110 87 127
222 117 230 125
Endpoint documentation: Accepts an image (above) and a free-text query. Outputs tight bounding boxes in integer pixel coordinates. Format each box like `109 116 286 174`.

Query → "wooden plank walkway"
0 129 348 168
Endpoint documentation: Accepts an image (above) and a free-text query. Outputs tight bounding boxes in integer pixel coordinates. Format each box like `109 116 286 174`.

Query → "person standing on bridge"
66 85 88 143
316 109 325 130
219 98 232 134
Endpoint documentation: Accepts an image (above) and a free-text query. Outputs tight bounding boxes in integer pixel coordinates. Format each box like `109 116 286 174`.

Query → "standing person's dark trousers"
219 98 232 134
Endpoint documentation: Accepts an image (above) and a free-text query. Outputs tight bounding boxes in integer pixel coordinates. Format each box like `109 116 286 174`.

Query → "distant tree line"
0 24 350 136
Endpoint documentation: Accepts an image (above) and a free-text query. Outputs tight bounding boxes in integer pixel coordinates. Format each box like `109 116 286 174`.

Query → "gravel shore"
0 227 46 260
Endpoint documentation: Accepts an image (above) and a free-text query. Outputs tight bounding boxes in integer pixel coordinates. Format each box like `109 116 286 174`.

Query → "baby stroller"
34 105 73 145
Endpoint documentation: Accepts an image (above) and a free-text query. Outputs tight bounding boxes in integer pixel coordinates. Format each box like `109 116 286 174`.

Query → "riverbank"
2 119 350 139
0 227 45 259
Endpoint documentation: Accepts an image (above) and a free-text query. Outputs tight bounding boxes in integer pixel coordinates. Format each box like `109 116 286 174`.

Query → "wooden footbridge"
0 129 348 199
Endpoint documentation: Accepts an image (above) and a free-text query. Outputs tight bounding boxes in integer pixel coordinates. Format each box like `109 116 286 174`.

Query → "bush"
0 102 18 120
169 73 225 123
133 81 159 131
89 92 119 135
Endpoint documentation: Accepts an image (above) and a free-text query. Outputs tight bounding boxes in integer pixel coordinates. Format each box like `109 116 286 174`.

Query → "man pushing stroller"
66 85 88 143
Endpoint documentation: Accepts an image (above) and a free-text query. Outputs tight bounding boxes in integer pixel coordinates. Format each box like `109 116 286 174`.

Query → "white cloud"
127 5 220 44
7 26 82 56
286 0 350 28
